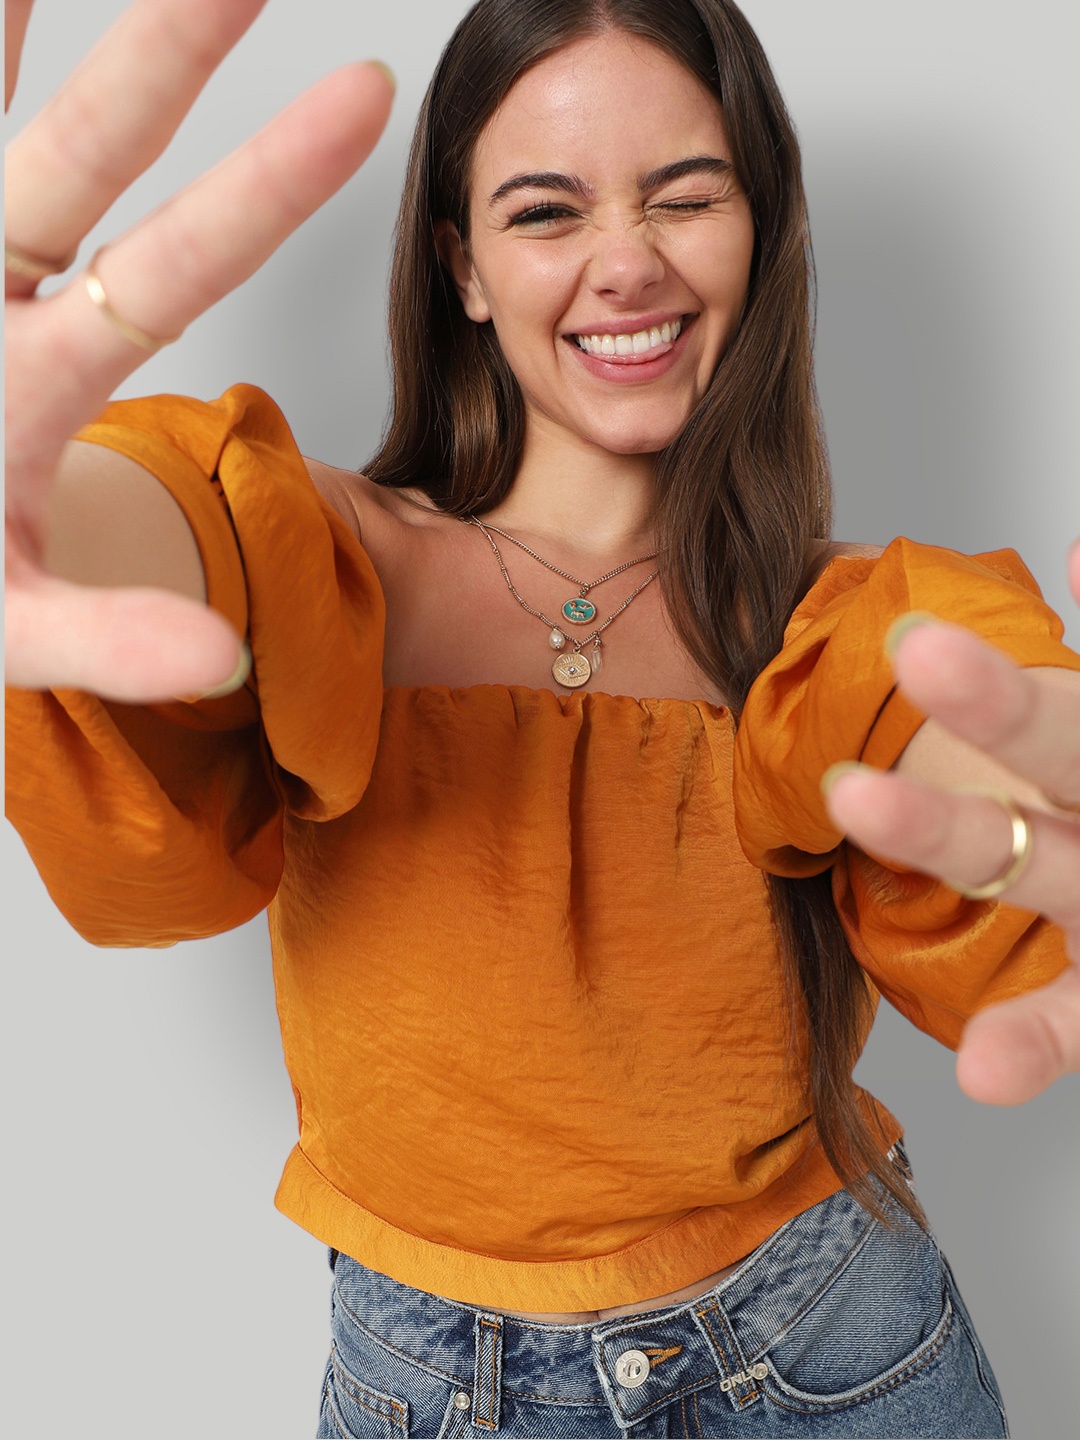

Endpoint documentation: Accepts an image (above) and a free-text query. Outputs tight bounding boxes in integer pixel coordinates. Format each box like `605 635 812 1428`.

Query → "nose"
586 218 665 303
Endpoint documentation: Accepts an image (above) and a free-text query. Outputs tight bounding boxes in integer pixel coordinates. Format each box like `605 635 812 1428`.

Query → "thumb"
6 570 248 702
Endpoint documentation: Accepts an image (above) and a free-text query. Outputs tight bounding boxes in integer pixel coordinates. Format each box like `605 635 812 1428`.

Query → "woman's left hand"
822 538 1080 1106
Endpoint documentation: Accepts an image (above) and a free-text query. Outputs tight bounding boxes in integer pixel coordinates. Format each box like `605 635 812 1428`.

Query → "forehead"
470 29 732 193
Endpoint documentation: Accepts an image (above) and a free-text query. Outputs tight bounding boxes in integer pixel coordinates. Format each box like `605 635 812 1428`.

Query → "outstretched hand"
823 539 1080 1106
4 0 394 701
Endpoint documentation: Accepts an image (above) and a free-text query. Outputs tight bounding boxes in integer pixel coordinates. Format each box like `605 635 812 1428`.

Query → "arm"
43 441 206 600
824 544 1080 1104
5 0 393 942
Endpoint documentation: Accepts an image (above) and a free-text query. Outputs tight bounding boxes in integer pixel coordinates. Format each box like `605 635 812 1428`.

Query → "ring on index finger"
949 788 1035 901
83 249 184 353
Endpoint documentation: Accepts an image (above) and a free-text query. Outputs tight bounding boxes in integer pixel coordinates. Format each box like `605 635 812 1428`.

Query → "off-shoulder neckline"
379 552 879 715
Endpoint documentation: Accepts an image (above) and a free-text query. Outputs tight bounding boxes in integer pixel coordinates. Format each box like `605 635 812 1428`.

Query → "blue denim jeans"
316 1149 1008 1439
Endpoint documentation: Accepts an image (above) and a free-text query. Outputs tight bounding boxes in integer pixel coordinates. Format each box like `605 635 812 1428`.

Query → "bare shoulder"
813 539 886 562
804 539 885 593
302 457 446 541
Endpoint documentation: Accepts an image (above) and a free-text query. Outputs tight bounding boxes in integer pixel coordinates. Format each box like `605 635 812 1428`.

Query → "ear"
434 219 492 324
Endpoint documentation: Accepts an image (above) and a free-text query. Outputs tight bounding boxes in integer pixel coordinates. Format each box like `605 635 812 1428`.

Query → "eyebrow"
638 155 734 191
488 171 593 206
487 155 734 208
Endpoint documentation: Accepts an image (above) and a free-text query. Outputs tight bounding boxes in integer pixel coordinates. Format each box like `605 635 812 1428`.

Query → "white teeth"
575 317 683 356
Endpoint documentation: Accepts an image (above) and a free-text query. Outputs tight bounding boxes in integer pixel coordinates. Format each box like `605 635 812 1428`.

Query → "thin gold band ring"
84 249 183 353
950 789 1034 901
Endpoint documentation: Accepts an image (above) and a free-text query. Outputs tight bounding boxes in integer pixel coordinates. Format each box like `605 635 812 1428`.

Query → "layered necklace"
465 516 659 689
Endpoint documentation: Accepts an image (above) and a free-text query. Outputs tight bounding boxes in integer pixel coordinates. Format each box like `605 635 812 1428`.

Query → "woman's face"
445 28 756 459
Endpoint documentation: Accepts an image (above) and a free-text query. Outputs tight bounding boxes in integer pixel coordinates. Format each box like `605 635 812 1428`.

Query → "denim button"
614 1350 651 1388
453 1392 470 1410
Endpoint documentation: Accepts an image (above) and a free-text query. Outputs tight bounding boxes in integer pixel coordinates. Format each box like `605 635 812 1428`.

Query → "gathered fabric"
7 385 1079 1313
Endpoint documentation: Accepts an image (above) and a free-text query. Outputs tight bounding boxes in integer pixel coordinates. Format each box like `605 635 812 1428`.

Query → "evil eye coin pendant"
552 651 592 688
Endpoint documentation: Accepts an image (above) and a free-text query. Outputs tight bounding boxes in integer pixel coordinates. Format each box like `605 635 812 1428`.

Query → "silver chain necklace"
467 516 659 688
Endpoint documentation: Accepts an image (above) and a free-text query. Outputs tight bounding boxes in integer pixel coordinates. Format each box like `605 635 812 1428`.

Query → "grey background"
3 2 1078 1436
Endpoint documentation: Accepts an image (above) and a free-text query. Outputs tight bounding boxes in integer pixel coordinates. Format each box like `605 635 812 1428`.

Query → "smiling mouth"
570 316 687 357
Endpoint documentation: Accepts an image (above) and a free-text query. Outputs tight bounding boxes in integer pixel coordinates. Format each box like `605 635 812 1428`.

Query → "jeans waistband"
329 1147 923 1426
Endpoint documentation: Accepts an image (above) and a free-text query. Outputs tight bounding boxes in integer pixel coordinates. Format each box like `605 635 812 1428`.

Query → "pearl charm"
549 628 567 650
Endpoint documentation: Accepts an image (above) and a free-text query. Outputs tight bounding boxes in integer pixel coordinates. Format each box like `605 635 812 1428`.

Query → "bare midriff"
453 1255 753 1325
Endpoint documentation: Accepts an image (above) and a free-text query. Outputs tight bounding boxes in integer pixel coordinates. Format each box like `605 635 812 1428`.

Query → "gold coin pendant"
552 650 592 689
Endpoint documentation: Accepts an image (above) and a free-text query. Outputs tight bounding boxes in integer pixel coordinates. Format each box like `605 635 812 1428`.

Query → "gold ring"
5 240 79 280
83 249 183 353
949 788 1034 900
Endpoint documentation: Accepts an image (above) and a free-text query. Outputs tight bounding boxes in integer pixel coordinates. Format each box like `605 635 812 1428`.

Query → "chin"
599 437 672 457
588 422 689 457
578 398 698 457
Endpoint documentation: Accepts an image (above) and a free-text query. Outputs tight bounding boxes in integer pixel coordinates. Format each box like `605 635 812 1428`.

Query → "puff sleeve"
4 385 385 946
733 536 1080 1048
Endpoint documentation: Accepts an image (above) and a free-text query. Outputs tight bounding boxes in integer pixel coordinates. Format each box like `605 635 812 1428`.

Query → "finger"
5 558 245 701
5 0 34 112
890 619 1080 807
88 61 396 336
955 955 1080 1104
823 766 1080 923
7 62 394 483
5 0 267 289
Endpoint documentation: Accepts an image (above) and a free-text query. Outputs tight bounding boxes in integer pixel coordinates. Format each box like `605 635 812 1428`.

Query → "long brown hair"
367 0 921 1229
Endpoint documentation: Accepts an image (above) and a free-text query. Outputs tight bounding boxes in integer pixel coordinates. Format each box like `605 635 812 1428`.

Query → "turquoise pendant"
562 597 597 625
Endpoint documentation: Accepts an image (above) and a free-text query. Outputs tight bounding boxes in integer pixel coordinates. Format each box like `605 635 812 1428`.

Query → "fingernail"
884 610 938 663
176 641 251 703
368 59 396 94
821 760 870 799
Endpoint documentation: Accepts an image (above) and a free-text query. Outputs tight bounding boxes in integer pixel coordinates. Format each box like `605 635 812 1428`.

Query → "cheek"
481 246 582 339
708 247 754 310
670 216 755 302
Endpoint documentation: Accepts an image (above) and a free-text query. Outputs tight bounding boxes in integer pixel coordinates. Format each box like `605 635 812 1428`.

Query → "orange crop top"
7 385 1080 1313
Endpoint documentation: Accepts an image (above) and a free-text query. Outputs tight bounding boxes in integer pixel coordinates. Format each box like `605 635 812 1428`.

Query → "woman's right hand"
4 0 394 701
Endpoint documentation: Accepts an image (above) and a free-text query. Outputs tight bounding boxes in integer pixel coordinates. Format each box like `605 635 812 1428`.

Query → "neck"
479 415 659 561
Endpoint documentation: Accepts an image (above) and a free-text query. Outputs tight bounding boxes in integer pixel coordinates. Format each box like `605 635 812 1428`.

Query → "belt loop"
693 1296 765 1410
471 1313 503 1431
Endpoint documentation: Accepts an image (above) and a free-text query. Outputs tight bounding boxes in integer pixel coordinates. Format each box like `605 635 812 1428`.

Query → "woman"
5 0 1080 1436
